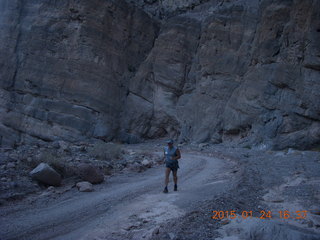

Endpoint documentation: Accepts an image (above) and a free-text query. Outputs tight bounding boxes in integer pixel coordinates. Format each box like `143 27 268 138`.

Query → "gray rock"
129 162 144 172
52 141 60 149
47 186 55 192
76 181 93 192
6 162 16 168
77 164 104 184
152 227 160 236
0 0 159 147
141 159 152 168
30 163 61 186
58 141 69 151
198 143 209 149
121 0 320 150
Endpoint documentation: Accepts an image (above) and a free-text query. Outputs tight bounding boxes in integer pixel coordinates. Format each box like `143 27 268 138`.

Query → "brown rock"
78 164 104 184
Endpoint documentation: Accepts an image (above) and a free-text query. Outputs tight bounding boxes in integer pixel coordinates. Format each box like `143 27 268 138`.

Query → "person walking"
163 139 181 193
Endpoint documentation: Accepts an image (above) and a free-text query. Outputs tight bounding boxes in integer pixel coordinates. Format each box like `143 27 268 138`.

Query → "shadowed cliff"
0 0 319 149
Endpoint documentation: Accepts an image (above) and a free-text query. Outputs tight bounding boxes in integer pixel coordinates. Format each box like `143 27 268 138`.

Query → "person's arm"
172 149 181 160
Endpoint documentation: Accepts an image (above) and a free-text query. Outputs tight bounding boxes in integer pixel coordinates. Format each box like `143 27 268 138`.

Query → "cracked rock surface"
0 0 319 149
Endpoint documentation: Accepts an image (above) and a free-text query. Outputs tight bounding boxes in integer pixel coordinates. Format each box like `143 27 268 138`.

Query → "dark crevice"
295 112 320 122
304 64 320 71
128 90 152 104
272 48 280 57
8 0 25 91
3 122 52 142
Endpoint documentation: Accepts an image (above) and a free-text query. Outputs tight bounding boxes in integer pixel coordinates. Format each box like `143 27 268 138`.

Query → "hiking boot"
163 186 168 193
174 184 177 191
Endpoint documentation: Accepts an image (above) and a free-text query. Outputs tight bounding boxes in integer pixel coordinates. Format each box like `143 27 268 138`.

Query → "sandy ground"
0 143 319 240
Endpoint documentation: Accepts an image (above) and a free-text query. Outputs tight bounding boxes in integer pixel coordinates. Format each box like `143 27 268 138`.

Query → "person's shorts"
166 160 179 172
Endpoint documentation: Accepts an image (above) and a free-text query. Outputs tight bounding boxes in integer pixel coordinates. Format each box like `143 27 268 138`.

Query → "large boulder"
30 163 61 186
78 164 104 184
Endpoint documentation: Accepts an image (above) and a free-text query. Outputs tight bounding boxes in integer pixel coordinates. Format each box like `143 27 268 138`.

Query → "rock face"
0 0 319 150
121 0 320 150
126 0 212 19
0 0 159 146
30 163 62 186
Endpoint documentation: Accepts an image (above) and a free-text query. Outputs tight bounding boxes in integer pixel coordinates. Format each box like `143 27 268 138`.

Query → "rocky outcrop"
0 0 319 150
121 16 201 140
121 0 320 149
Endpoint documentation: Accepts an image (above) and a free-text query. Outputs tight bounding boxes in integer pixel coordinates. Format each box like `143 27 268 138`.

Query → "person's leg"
165 167 171 186
163 167 171 193
173 169 178 191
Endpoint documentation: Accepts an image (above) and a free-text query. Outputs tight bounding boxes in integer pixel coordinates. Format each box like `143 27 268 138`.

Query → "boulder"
141 159 152 168
30 163 61 186
78 164 104 184
76 181 93 192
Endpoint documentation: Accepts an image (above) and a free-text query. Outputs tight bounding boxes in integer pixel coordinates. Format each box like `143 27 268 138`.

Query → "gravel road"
0 150 236 240
1 145 319 240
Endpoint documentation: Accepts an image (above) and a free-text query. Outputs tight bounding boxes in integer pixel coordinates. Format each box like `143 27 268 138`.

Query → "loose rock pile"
0 140 163 202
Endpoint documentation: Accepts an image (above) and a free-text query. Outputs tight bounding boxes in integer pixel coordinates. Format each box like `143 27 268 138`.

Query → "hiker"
163 139 181 193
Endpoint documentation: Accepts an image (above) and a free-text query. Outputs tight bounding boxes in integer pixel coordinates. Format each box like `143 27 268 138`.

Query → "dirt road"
0 151 236 240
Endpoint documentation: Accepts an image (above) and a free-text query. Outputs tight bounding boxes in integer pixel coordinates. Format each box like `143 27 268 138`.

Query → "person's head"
166 139 174 148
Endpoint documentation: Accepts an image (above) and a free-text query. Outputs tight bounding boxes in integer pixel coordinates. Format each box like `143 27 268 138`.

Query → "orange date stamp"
211 210 308 220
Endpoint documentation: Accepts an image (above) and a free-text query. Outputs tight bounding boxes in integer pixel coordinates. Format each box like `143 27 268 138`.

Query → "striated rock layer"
0 0 159 146
122 0 320 149
0 0 319 149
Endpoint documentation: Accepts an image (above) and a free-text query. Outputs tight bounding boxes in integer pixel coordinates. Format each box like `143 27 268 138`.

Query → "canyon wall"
0 0 159 146
122 0 320 149
0 0 319 149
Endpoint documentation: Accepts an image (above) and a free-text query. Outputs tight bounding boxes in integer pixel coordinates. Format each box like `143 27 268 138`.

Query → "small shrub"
89 142 122 160
311 144 320 152
29 149 66 176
